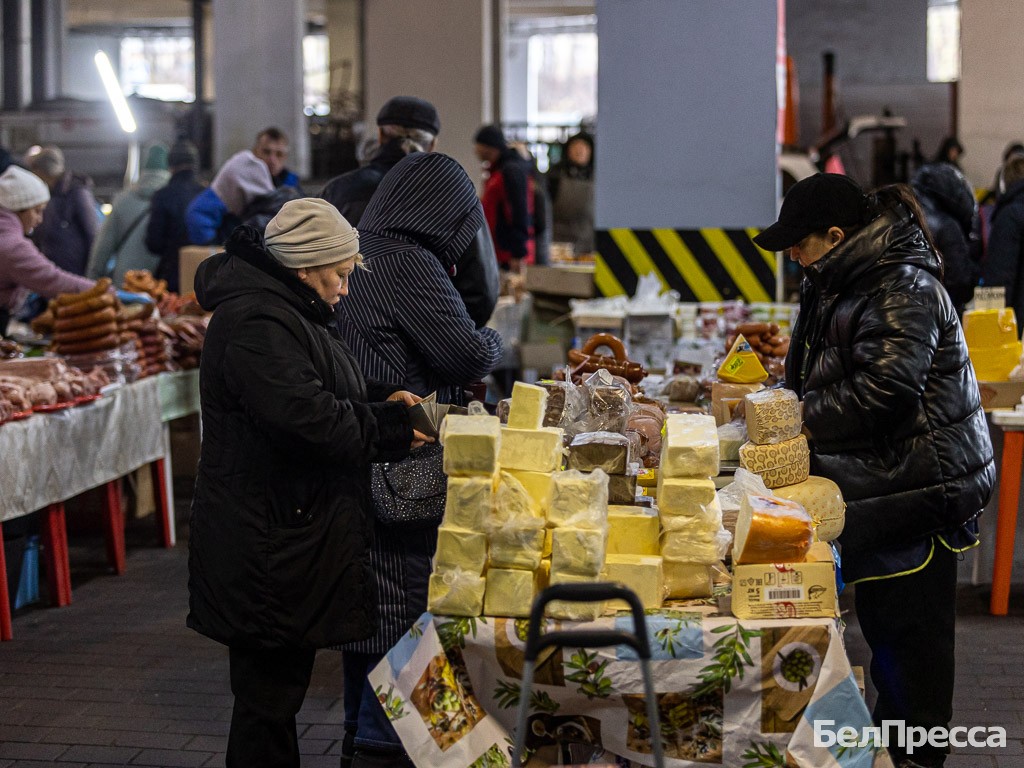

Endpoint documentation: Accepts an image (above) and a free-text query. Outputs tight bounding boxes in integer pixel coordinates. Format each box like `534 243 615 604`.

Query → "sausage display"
567 333 648 384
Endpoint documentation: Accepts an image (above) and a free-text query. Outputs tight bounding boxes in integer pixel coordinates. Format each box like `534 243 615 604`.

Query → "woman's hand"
411 429 434 450
388 390 422 407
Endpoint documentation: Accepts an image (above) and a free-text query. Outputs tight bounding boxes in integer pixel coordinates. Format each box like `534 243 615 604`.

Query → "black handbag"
370 443 447 528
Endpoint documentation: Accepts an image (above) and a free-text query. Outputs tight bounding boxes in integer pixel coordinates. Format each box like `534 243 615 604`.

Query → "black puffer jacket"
787 207 994 556
187 226 412 650
983 179 1024 337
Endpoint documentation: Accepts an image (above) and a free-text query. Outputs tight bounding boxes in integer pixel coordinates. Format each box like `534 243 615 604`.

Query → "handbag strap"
103 207 151 278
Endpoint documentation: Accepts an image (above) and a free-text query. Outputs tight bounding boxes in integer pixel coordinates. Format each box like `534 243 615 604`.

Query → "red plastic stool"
990 411 1024 616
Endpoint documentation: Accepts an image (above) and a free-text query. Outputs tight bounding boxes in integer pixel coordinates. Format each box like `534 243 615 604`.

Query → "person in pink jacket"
0 165 94 336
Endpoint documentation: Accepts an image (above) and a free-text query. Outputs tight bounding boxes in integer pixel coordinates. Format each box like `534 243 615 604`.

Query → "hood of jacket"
992 178 1024 225
805 205 942 297
911 162 976 231
359 152 484 271
132 169 171 200
194 225 335 326
211 150 275 216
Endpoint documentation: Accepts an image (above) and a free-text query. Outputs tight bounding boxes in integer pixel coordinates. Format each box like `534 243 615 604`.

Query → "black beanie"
474 125 507 150
376 96 441 135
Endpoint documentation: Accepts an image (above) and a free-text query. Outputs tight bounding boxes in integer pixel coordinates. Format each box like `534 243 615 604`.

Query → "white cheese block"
604 554 664 610
433 527 487 574
488 518 546 570
663 560 713 599
443 475 496 530
494 471 543 522
428 569 485 616
657 477 717 518
659 496 723 537
507 381 549 430
660 530 725 564
498 426 565 472
773 476 846 542
441 414 501 476
744 388 802 445
551 526 607 576
484 568 537 617
506 469 554 512
734 493 814 564
547 571 604 621
661 414 720 478
547 469 609 529
739 435 810 489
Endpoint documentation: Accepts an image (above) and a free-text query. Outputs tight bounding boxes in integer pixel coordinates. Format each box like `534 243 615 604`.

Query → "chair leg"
991 431 1024 615
103 480 126 575
42 504 72 607
0 523 12 640
151 459 174 548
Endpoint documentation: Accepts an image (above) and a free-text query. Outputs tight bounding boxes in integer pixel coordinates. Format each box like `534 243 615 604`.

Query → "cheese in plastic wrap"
547 469 609 529
433 527 488 574
535 558 551 592
660 495 723 536
493 471 542 522
663 560 713 599
607 471 638 504
660 527 731 564
507 381 549 430
717 334 769 384
547 571 604 621
604 554 664 610
661 414 720 478
734 493 814 564
567 431 633 474
498 426 565 472
487 517 546 570
744 388 802 445
506 469 553 513
483 568 537 617
442 475 495 530
739 435 810 489
608 508 660 556
718 421 747 461
441 414 501 476
657 477 717 518
428 568 486 616
774 476 846 542
551 526 607 576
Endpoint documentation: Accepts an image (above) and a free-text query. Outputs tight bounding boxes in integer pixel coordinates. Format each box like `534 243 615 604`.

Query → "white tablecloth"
0 376 164 523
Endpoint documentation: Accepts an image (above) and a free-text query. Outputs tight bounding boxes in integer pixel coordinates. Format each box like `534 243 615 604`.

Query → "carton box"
524 264 596 298
731 542 839 620
978 380 1024 411
179 245 220 296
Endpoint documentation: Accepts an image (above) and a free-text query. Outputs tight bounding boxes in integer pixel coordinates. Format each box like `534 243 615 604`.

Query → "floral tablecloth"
370 609 894 768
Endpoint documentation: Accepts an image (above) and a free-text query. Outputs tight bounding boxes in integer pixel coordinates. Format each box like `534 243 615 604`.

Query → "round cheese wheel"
734 493 814 564
739 434 810 489
773 476 846 542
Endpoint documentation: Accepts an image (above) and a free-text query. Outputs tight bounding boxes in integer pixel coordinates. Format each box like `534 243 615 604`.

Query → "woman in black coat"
188 198 426 768
756 174 994 768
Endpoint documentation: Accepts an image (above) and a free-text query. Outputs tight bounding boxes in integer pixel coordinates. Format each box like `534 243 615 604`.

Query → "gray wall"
594 0 777 229
63 31 119 101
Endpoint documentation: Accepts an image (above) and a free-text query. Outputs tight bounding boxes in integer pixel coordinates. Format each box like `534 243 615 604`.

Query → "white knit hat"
0 166 51 212
265 198 360 268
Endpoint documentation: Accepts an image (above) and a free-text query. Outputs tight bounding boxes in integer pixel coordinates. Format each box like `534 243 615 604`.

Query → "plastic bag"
575 369 632 434
548 469 610 529
427 567 485 617
567 431 633 473
487 516 546 570
733 493 814 565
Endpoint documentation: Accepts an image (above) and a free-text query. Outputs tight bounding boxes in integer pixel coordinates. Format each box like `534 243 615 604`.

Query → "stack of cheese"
738 389 810 489
605 503 663 610
656 414 727 599
568 431 638 504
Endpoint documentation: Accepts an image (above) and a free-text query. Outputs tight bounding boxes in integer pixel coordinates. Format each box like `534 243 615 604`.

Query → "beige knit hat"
0 166 51 212
265 198 360 268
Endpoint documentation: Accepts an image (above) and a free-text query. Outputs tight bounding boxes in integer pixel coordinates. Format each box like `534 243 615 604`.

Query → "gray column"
2 0 31 110
211 0 309 177
30 0 64 103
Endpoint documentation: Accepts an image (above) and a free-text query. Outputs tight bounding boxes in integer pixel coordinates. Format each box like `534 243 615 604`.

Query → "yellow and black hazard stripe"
594 228 778 301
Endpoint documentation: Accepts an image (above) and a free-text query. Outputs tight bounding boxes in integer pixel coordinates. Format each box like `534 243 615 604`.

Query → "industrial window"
927 0 960 83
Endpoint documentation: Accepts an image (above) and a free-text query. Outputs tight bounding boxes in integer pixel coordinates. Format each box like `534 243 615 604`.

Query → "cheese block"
739 434 810 489
548 469 609 529
488 518 546 570
774 476 846 542
428 569 485 616
712 381 765 426
663 560 713 599
660 530 725 564
542 528 553 558
604 554 664 610
551 526 607 576
660 495 723 536
607 508 660 556
433 527 488 574
535 558 551 592
499 426 565 472
661 414 720 479
718 423 746 461
441 414 501 476
608 472 638 504
506 469 554 512
734 493 814 564
744 388 801 446
717 334 769 384
657 477 717 518
547 571 604 621
443 475 496 530
568 431 632 474
484 568 537 617
494 471 542 522
507 381 549 430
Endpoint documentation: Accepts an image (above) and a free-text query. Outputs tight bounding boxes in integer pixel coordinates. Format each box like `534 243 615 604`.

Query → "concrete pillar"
30 0 64 103
211 0 309 177
364 0 497 177
326 0 360 105
959 0 1024 189
1 0 31 110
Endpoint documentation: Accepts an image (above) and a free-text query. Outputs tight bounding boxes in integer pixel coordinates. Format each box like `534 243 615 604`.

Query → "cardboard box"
731 542 839 620
978 380 1024 411
179 245 220 296
524 264 596 298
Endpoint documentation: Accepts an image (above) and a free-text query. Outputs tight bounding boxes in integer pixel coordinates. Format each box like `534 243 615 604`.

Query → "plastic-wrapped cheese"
718 422 746 461
506 469 553 513
441 414 501 476
428 569 486 616
660 530 728 564
774 476 846 542
443 475 495 530
608 472 638 504
494 471 542 522
739 434 810 489
568 431 632 474
551 527 607 576
734 493 814 564
488 518 546 570
658 477 717 518
507 381 549 430
547 469 609 529
535 558 551 592
661 414 720 478
484 568 536 617
547 571 604 621
604 554 664 610
660 495 723 536
744 388 801 445
434 527 488 573
663 560 713 599
499 426 565 472
607 508 660 556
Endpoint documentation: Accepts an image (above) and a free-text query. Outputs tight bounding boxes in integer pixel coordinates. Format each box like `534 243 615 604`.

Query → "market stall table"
370 608 893 768
156 368 201 546
989 408 1024 616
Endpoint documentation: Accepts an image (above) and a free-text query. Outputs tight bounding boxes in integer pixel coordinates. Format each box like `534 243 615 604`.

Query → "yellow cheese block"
484 568 537 617
443 475 496 530
774 476 846 542
739 434 810 489
661 414 720 478
660 530 725 564
441 414 501 476
744 388 801 446
663 560 713 599
428 569 485 616
657 477 717 518
551 526 607 576
607 509 660 556
506 469 554 512
542 528 553 558
548 469 609 529
507 381 549 430
660 496 723 537
964 308 1023 380
499 426 565 473
717 334 769 384
535 558 551 592
547 571 604 621
734 493 814 564
434 527 487 574
494 471 542 522
604 554 664 610
488 519 546 570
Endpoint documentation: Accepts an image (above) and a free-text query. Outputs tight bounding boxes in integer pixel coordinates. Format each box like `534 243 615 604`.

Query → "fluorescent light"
94 51 136 133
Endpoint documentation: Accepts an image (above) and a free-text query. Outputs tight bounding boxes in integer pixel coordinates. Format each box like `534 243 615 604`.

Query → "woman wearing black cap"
755 174 994 768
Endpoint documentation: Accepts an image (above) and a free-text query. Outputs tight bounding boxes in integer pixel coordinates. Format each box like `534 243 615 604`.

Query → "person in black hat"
145 139 205 291
759 174 993 768
474 124 535 272
319 96 440 227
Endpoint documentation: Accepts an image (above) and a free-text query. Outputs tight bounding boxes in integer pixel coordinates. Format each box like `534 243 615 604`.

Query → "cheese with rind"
483 568 536 617
443 475 495 530
507 382 549 430
744 388 801 445
428 569 485 616
604 554 664 610
774 476 846 542
661 414 720 478
499 426 565 472
441 414 501 476
734 493 814 564
607 472 638 504
739 435 810 489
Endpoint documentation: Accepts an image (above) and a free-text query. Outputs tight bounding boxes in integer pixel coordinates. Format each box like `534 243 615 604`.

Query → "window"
120 36 195 102
527 32 597 126
927 0 960 83
303 34 330 116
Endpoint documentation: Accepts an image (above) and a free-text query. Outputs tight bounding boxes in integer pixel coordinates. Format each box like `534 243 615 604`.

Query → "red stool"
990 412 1024 616
0 523 12 641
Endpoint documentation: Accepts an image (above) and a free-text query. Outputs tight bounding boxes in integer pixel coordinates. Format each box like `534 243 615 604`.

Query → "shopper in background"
982 156 1024 335
547 130 595 255
86 143 170 285
756 173 994 768
188 198 427 768
980 142 1024 206
910 162 980 316
0 145 13 174
932 135 964 169
335 153 502 768
474 124 534 272
0 165 94 336
253 126 302 190
145 140 205 292
25 145 99 276
319 95 440 226
185 150 275 245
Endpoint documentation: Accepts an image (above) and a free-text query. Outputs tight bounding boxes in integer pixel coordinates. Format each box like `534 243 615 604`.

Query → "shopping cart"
512 582 665 768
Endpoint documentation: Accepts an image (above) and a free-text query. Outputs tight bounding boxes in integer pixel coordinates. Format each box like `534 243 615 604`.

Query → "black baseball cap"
754 173 867 251
376 96 441 135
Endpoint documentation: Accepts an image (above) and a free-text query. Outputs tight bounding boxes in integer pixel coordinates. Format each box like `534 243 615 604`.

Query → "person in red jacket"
473 125 534 272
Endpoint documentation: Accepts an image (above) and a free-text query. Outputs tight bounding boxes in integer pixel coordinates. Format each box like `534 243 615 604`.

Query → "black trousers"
854 543 957 767
227 645 316 768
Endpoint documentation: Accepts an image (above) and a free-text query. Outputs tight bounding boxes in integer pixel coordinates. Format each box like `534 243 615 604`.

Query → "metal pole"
191 0 206 162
